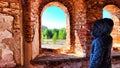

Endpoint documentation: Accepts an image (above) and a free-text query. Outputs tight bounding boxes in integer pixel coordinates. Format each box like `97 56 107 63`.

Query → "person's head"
90 18 114 38
102 18 114 33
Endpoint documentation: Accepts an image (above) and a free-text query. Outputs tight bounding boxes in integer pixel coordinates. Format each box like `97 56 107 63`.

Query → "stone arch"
23 0 87 67
103 5 120 18
38 0 87 57
22 0 75 67
103 5 120 51
38 1 74 54
40 2 70 52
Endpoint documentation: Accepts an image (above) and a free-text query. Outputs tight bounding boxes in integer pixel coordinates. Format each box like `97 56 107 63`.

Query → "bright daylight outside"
41 6 66 49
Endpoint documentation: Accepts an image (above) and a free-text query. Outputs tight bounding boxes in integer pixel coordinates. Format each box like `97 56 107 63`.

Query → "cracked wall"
0 13 16 67
0 0 22 66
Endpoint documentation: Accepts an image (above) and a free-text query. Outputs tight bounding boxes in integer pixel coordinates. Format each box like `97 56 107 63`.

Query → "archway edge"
41 2 69 17
40 1 71 51
104 4 120 18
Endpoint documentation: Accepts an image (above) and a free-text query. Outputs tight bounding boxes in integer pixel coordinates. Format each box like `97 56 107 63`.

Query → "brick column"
22 0 34 67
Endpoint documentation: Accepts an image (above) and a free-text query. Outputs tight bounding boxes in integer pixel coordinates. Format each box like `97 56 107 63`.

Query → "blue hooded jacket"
89 18 114 68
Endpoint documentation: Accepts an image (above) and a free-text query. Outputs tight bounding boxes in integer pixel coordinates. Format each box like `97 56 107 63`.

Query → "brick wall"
22 0 120 67
0 0 22 66
37 0 87 56
0 0 120 67
86 0 120 57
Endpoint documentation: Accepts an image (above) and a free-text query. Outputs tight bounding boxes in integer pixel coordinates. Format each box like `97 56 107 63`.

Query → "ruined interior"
0 0 120 68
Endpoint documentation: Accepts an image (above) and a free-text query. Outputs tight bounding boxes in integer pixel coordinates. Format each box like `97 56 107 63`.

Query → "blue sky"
42 6 66 29
42 6 111 29
103 9 111 18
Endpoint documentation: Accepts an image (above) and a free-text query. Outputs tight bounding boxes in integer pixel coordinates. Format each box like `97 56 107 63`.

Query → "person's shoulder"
94 37 101 41
92 38 102 44
101 35 112 41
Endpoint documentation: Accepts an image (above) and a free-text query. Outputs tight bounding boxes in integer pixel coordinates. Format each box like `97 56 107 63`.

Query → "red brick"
10 3 19 9
0 1 9 8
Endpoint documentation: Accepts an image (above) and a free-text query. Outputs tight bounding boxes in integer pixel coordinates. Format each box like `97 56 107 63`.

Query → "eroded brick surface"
0 0 22 67
0 13 16 67
0 0 120 68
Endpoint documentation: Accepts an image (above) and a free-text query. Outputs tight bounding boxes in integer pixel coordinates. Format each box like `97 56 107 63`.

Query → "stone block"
0 13 13 31
0 1 9 8
10 3 20 9
1 0 19 3
2 8 20 15
0 8 2 11
13 24 20 29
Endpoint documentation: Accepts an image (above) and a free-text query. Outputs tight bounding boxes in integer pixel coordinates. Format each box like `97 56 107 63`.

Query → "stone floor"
0 60 16 68
31 53 120 68
0 54 16 68
0 52 120 68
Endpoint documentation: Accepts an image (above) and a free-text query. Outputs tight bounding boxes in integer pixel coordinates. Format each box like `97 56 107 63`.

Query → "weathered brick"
0 8 2 11
0 48 2 59
0 0 19 3
0 1 9 8
0 13 13 31
10 3 19 9
0 0 120 67
2 8 20 15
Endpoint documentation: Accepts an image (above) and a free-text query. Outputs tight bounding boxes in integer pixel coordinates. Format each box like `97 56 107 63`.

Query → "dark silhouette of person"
89 18 114 68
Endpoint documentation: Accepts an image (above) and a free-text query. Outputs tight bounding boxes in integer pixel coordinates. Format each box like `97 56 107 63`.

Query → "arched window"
103 5 120 52
41 6 66 49
40 2 70 53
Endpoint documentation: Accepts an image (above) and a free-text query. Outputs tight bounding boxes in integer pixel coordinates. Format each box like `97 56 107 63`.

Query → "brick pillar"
22 0 34 67
86 1 103 57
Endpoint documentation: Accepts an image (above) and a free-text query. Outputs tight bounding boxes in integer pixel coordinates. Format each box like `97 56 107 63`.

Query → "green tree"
52 32 57 44
52 29 59 39
47 29 53 39
42 26 66 40
42 29 48 39
42 29 49 43
42 26 48 39
42 26 48 31
62 28 66 39
58 28 66 39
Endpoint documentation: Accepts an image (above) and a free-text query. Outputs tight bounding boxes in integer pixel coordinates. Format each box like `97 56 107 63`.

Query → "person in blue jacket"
89 18 114 68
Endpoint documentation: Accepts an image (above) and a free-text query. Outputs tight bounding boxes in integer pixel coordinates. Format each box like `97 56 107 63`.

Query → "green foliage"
42 26 66 41
42 29 48 39
42 26 48 31
52 32 57 44
42 29 52 39
52 29 59 39
58 28 66 39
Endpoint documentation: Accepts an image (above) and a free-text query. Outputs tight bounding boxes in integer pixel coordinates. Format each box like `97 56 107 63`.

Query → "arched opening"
103 5 120 53
40 2 70 53
41 6 66 49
